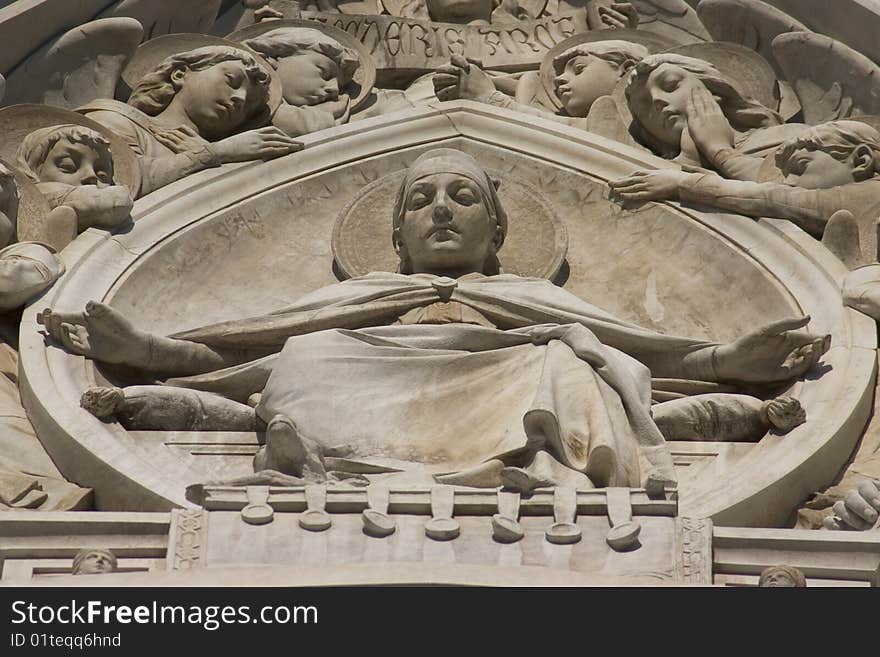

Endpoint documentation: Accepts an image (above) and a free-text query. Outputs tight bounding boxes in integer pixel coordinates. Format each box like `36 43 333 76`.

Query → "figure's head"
243 28 359 107
758 565 806 588
392 149 507 276
625 53 780 157
552 41 648 117
425 0 494 23
72 548 118 576
0 162 19 247
16 124 114 188
129 45 272 140
775 120 880 189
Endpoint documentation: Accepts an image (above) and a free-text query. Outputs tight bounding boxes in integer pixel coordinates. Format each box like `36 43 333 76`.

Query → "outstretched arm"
39 301 249 377
610 169 840 238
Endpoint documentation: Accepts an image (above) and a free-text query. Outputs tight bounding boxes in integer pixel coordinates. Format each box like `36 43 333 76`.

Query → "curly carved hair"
128 45 271 127
243 27 360 89
15 124 113 184
625 53 781 159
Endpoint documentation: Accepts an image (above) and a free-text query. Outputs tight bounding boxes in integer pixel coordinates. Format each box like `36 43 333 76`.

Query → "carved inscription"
304 11 587 72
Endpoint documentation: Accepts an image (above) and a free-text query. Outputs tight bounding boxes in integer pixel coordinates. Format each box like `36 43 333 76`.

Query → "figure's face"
75 552 114 575
174 60 259 137
554 54 620 117
781 145 858 189
634 63 706 147
0 175 18 247
761 571 797 587
275 51 341 107
39 138 113 187
398 172 498 275
426 0 493 23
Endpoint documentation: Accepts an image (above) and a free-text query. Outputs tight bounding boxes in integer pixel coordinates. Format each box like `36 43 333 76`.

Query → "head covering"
392 149 507 265
758 565 807 587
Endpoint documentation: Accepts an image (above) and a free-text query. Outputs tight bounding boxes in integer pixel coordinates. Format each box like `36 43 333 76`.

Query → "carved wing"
696 0 809 76
629 0 711 43
3 18 143 109
99 0 223 41
773 31 880 124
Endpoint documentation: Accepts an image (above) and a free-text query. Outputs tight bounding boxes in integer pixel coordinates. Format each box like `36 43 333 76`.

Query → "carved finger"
844 489 879 524
435 87 459 101
832 500 871 530
857 480 880 510
617 191 655 201
433 73 459 85
602 13 627 29
449 53 469 70
758 315 811 337
434 64 460 76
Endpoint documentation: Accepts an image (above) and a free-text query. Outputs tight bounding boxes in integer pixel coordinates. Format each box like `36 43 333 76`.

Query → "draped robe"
166 272 722 488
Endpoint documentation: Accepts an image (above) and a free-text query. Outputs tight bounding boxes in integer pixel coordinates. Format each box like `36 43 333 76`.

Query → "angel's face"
175 61 259 137
40 138 114 188
781 145 857 189
276 51 341 107
634 63 703 146
554 54 620 117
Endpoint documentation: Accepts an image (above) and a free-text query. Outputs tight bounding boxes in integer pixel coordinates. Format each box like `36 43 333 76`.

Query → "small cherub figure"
610 120 880 265
16 124 134 248
71 548 117 576
433 40 647 135
242 27 360 136
758 565 806 587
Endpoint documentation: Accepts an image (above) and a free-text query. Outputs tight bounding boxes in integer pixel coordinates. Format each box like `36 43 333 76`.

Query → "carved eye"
408 191 430 210
55 157 78 173
453 188 477 205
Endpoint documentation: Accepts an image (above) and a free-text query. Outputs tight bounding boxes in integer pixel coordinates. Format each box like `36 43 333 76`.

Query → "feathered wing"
697 0 809 77
3 18 143 109
773 31 880 124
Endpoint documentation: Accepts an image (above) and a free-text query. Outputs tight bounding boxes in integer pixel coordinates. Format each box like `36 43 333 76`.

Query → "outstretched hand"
609 169 688 202
713 316 831 384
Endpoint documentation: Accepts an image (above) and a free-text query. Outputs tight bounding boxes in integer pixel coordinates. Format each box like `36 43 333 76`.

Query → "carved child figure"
16 124 134 249
433 40 648 142
241 27 360 136
80 45 302 196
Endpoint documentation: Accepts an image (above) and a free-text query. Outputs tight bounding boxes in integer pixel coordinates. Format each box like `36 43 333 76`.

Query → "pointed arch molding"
18 101 877 526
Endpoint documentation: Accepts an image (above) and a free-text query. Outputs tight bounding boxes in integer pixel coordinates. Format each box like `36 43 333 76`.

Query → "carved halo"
121 33 283 121
667 41 779 111
332 168 568 280
539 28 678 112
0 104 142 197
226 19 377 113
0 156 53 244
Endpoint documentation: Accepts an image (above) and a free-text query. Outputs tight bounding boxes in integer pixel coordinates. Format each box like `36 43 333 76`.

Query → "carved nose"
432 202 452 223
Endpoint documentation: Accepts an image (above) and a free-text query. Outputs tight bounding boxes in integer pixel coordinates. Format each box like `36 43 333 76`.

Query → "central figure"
42 150 826 492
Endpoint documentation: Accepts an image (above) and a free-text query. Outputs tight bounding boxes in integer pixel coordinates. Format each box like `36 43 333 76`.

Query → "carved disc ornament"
331 168 568 280
0 104 142 196
226 18 378 113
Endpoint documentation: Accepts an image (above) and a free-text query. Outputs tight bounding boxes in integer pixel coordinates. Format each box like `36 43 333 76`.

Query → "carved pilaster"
674 517 713 585
166 508 208 571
